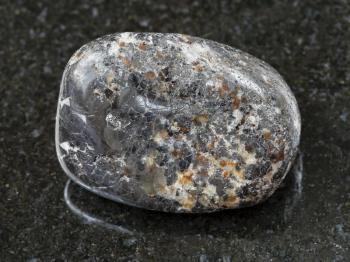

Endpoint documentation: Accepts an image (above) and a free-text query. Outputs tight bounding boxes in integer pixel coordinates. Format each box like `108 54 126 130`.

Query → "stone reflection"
64 179 134 235
64 153 303 238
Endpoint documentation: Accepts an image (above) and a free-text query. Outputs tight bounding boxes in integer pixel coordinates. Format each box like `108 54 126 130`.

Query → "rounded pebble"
56 32 301 213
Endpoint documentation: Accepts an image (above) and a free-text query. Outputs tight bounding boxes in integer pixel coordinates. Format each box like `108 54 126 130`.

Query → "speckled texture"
1 0 350 261
56 33 300 212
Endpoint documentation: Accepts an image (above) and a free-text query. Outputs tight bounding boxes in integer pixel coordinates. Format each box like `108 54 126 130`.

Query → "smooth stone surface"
56 32 301 212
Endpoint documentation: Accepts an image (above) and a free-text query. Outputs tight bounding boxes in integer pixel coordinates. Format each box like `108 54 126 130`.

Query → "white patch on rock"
60 97 71 108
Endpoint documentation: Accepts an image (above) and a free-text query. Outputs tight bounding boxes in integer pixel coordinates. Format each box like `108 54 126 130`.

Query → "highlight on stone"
55 32 301 213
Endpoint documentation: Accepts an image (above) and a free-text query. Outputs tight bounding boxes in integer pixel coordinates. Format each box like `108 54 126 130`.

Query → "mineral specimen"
56 32 301 213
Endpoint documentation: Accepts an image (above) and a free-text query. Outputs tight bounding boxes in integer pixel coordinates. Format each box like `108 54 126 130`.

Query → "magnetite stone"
56 32 301 213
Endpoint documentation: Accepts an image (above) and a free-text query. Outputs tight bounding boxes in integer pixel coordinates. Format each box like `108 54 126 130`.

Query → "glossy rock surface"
56 32 300 212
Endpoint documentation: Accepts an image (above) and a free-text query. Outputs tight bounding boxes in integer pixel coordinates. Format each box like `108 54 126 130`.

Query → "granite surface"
1 0 349 260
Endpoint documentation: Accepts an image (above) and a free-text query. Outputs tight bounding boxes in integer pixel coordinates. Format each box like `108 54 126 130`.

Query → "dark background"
1 0 350 261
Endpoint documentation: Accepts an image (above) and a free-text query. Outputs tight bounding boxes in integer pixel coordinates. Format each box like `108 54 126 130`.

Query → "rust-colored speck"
179 126 191 133
234 167 244 179
219 82 229 97
196 153 208 164
263 130 272 140
179 170 193 185
171 149 183 158
118 55 131 66
138 41 147 50
271 150 285 163
223 194 239 208
223 170 230 178
144 71 157 80
231 94 241 110
269 147 285 163
219 159 238 168
192 114 209 126
207 138 217 150
182 194 196 210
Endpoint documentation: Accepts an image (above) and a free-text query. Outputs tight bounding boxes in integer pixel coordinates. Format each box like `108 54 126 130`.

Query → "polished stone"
56 32 300 212
3 0 350 260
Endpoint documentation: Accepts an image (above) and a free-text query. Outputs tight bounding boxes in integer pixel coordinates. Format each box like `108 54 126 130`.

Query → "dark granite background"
1 0 349 261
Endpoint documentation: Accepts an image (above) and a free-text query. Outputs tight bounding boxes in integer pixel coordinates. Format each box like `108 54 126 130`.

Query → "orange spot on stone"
179 170 193 185
196 153 208 164
179 126 190 133
223 170 230 178
219 160 226 167
171 149 183 158
263 129 272 140
270 149 285 163
138 41 147 50
192 114 209 126
231 94 241 110
223 193 239 208
207 138 217 150
219 82 229 97
118 55 131 66
182 194 196 210
219 159 238 168
144 71 157 80
233 167 244 179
